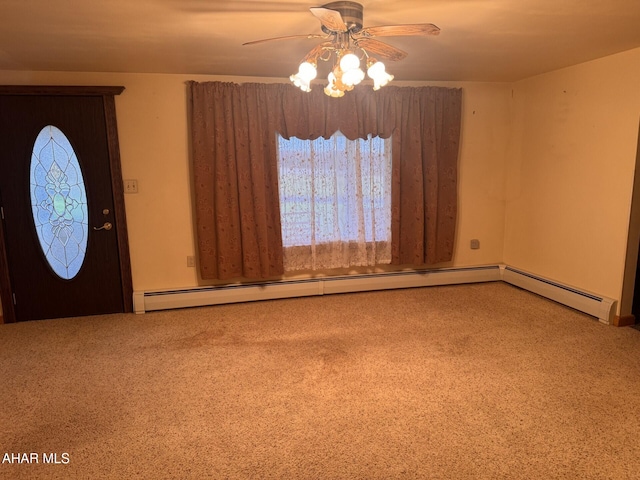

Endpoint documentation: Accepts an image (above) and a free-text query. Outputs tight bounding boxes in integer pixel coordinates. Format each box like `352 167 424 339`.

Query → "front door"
0 89 132 321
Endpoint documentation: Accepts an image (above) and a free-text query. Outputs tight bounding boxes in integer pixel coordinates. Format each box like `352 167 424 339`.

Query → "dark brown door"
0 93 127 321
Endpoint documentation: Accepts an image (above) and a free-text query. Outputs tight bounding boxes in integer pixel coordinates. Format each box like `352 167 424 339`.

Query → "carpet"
1 282 639 479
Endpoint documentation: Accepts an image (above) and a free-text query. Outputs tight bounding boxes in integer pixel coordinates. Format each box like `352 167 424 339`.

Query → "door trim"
0 85 133 323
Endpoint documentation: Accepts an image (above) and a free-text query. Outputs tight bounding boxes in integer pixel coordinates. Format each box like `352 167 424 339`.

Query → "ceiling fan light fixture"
331 66 355 91
291 77 312 92
325 73 344 97
342 66 365 87
247 2 440 97
339 51 360 72
324 83 345 97
290 61 318 92
367 58 394 90
290 73 312 92
298 61 318 80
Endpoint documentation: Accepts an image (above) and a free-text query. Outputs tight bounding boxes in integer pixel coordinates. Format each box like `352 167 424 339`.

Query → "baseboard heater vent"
134 265 502 314
500 266 616 324
133 265 617 324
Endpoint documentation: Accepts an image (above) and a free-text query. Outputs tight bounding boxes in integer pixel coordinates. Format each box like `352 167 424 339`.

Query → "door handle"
94 222 113 231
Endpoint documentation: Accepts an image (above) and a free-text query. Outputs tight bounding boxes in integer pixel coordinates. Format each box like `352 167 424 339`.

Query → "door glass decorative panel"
30 125 88 280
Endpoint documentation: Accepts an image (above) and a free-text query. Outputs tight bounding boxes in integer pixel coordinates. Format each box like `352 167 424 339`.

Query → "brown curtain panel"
189 82 285 280
188 81 462 279
389 86 462 264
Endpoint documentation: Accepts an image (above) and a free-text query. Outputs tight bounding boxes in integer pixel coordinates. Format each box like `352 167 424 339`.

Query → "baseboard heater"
133 265 501 314
133 264 616 324
500 265 616 324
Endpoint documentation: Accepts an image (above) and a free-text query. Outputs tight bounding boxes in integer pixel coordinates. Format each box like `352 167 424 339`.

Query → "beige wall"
2 46 640 317
0 71 511 300
504 47 640 310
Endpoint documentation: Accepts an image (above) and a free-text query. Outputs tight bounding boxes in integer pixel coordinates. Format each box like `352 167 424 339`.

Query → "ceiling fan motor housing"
321 1 364 33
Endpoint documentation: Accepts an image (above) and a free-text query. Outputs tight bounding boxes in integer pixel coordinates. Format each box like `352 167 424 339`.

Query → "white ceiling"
1 0 639 82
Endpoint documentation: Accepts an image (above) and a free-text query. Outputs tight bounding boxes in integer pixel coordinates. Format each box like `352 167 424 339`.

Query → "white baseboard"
500 265 616 324
133 265 501 313
132 264 617 324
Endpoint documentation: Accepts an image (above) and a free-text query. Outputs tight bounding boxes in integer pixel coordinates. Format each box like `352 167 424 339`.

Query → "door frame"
620 118 640 324
0 85 133 323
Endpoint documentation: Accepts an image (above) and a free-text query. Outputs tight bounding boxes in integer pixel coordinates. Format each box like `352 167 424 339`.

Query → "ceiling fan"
243 1 440 97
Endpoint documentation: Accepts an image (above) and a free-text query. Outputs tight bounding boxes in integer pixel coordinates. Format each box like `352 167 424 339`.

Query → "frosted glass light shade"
339 53 360 72
290 62 317 92
342 67 364 87
298 62 317 81
367 60 394 90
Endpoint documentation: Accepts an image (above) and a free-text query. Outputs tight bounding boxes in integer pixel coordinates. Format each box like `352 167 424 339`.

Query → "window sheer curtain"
278 133 392 271
188 81 462 280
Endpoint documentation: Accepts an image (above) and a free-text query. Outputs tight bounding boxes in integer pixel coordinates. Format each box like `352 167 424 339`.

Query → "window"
277 131 392 271
30 125 88 280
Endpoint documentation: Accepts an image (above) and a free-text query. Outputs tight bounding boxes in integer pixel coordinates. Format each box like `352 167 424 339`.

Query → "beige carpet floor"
1 282 640 479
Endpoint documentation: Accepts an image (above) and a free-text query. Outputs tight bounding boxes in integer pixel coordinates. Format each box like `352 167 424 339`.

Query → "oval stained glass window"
30 125 88 280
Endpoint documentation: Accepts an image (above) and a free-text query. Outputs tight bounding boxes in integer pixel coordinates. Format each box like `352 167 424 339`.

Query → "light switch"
124 179 138 194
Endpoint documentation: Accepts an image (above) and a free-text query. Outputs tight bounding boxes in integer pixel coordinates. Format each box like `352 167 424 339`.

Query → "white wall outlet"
124 179 138 194
187 256 196 267
470 239 480 249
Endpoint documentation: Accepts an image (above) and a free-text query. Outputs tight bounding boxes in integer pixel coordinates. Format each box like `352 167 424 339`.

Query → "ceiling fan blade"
243 34 327 46
309 6 348 32
357 23 441 38
355 38 408 62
